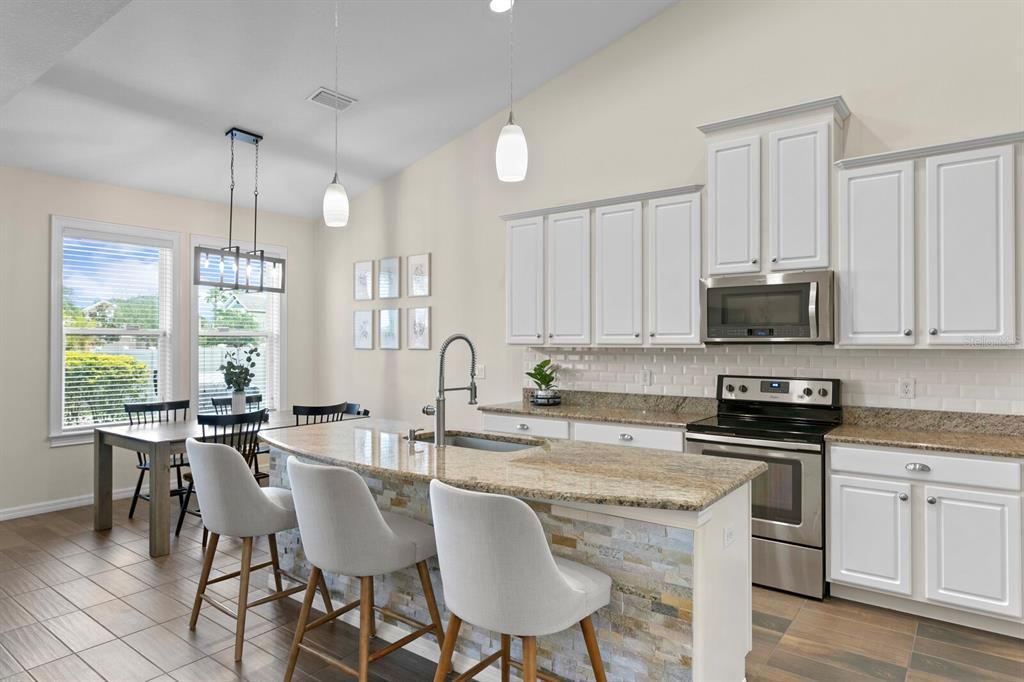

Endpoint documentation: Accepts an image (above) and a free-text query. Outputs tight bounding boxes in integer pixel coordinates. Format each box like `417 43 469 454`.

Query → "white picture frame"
353 310 374 349
407 253 431 297
354 261 374 300
378 257 400 299
379 308 400 349
408 307 431 350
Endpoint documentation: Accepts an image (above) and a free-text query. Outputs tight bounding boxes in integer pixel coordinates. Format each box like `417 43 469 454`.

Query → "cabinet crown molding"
835 131 1024 169
499 185 703 222
697 96 850 135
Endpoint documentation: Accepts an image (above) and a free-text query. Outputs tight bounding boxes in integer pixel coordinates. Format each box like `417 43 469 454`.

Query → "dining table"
92 410 365 557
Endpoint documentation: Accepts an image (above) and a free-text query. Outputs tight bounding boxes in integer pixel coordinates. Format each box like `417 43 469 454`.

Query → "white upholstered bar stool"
430 480 611 682
184 439 333 662
285 458 446 682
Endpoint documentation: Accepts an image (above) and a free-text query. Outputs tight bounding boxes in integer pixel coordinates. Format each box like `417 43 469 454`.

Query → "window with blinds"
196 284 282 414
53 220 177 436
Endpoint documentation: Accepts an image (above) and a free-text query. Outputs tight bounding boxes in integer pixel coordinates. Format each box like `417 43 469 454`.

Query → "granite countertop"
478 401 712 429
826 425 1024 459
261 418 766 511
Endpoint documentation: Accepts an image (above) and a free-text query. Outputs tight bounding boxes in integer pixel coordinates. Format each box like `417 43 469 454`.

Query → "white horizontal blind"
196 286 281 414
60 232 174 429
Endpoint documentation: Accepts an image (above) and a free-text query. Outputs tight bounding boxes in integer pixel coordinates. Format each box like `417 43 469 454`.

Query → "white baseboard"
0 486 137 522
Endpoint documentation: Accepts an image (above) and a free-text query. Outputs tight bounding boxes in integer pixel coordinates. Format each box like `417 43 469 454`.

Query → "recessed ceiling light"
489 0 514 13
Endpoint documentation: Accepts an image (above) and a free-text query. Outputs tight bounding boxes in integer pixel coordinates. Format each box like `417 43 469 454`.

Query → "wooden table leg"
93 432 113 531
149 442 171 557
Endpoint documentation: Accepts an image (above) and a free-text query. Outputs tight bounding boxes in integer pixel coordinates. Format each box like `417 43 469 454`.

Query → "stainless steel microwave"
701 271 834 343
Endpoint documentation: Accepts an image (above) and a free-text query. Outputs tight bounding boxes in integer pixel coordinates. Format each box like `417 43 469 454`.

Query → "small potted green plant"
526 359 560 406
220 346 260 413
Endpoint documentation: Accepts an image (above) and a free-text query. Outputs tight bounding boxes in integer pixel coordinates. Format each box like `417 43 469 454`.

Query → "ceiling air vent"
308 87 358 113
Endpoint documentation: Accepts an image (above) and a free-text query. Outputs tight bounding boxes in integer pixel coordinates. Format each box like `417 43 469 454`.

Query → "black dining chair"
124 399 191 519
343 403 370 417
176 409 268 540
293 402 348 425
211 394 264 414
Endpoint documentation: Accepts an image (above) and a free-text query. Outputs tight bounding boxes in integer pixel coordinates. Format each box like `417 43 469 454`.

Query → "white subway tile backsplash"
525 346 1024 415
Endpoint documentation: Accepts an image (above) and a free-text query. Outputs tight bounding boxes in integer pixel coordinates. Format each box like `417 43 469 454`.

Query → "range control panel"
717 375 839 406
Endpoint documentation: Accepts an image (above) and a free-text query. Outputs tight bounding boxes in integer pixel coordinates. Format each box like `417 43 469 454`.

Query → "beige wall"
0 167 320 513
314 0 1024 428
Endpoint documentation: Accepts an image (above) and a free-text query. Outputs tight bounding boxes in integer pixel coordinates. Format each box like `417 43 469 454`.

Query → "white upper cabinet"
925 145 1016 345
647 193 702 345
768 122 830 270
505 216 545 344
707 135 761 274
838 161 915 345
595 202 643 345
924 485 1022 618
546 209 591 345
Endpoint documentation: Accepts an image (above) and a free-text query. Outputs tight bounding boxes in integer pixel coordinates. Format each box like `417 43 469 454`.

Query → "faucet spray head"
468 380 478 405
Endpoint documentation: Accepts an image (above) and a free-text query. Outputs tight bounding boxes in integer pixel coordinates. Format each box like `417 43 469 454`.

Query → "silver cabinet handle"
929 328 938 336
516 423 529 431
905 462 931 473
927 496 937 504
903 329 912 336
898 493 908 501
619 433 634 441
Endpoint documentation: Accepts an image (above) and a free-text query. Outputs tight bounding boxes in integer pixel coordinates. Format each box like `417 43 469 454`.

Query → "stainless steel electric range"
685 375 842 599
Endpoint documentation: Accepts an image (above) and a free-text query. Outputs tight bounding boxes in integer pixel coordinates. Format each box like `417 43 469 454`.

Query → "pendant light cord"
508 2 514 122
228 132 235 248
333 0 339 178
253 139 259 252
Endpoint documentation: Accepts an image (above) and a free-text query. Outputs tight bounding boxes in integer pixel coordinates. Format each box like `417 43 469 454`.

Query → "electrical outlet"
723 526 736 548
476 364 487 380
898 377 916 399
641 368 653 386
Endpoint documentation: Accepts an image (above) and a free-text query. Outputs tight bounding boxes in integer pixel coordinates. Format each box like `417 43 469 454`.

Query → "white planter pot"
231 391 246 414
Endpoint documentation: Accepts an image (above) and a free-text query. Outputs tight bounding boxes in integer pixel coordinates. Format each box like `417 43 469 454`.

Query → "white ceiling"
0 0 676 219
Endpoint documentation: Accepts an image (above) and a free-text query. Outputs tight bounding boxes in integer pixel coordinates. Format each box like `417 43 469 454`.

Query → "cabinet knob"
751 258 758 264
548 333 553 338
649 332 655 338
771 257 778 263
619 433 634 441
536 333 541 339
898 493 908 501
928 328 938 336
903 329 912 336
634 332 640 338
927 496 937 505
905 462 931 473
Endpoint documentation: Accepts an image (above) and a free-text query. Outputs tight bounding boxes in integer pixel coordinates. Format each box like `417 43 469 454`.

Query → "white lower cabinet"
924 485 1022 618
830 474 912 595
483 413 683 452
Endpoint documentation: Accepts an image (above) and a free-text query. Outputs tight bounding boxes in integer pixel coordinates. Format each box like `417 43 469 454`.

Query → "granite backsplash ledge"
519 388 716 414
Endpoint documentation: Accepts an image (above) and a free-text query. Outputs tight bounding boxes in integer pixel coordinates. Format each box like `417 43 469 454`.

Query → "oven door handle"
684 432 821 453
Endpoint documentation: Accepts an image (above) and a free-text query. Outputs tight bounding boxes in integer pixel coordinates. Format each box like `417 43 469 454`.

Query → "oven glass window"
708 451 802 525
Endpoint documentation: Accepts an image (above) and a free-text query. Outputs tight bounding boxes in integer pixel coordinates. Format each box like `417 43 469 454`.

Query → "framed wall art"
353 310 374 349
379 308 400 349
408 307 431 350
378 257 400 299
407 253 431 297
354 261 374 300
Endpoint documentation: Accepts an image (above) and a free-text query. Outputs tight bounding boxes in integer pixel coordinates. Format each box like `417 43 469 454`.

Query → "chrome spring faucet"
422 334 477 446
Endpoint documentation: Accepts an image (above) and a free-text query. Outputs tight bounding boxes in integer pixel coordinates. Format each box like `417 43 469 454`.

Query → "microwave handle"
808 281 818 338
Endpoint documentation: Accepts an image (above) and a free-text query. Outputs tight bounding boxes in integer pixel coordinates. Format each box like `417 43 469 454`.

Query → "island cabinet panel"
481 413 570 439
546 209 591 345
647 193 702 346
924 485 1022 618
594 202 643 345
505 216 545 344
837 161 915 345
768 122 830 270
829 474 912 595
707 135 761 274
925 145 1016 345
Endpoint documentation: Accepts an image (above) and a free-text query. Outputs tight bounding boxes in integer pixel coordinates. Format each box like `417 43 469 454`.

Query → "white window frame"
190 234 288 414
49 216 181 446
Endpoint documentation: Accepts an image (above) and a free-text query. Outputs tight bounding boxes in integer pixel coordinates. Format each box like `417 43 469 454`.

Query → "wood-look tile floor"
0 500 1020 681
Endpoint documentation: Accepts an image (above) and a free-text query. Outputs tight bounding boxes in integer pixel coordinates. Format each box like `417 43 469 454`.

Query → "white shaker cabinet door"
925 145 1016 345
505 217 545 344
595 202 643 345
647 193 702 345
829 474 913 595
707 135 761 274
924 485 1022 618
546 209 591 345
837 161 915 345
768 122 830 271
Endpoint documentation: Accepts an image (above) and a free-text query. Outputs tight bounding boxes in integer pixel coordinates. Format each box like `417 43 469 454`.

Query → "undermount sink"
411 431 540 452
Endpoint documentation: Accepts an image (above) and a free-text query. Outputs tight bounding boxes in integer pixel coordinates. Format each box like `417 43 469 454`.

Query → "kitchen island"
262 418 766 682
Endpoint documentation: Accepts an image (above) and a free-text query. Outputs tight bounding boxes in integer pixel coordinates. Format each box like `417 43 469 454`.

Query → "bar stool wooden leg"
317 571 334 613
234 537 254 661
284 567 320 682
432 613 462 682
358 576 373 682
522 636 538 682
416 561 445 643
189 532 219 630
267 534 284 593
366 576 376 638
500 633 511 682
580 616 607 682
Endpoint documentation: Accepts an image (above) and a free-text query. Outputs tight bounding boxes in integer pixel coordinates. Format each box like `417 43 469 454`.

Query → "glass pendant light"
323 1 350 226
495 0 527 182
